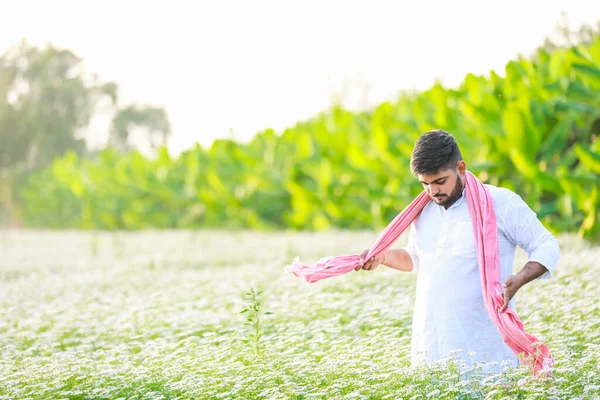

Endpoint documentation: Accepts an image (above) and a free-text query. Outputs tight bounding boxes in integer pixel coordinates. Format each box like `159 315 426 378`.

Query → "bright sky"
1 0 599 154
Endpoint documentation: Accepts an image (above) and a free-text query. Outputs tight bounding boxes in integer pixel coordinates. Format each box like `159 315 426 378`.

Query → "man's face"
417 164 465 208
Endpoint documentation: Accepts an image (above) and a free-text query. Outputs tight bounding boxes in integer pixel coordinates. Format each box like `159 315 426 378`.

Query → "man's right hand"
355 249 385 271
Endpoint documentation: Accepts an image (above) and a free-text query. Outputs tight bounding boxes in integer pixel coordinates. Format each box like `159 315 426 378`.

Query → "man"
356 129 560 374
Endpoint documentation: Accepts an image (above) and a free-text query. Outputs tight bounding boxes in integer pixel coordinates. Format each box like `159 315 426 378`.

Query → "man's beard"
434 177 464 208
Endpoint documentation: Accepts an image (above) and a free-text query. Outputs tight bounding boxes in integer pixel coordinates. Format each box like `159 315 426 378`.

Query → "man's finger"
368 258 375 270
500 289 509 312
500 278 511 311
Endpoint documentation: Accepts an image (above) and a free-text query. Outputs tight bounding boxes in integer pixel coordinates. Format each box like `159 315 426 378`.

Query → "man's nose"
430 185 440 196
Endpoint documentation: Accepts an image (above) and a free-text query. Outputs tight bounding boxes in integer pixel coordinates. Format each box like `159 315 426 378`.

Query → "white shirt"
402 184 560 374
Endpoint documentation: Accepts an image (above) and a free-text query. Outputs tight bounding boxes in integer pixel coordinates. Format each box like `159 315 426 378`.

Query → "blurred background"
1 0 599 240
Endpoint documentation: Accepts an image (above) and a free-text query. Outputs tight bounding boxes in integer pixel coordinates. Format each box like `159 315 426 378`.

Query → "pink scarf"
286 171 553 377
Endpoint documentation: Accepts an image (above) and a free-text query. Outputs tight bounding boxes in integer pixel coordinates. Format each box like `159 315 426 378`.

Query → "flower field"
0 230 598 399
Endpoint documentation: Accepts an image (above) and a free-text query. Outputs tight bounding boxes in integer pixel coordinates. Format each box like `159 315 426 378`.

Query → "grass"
0 229 598 399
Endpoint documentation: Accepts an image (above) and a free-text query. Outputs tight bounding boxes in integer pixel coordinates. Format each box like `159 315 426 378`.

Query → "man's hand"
499 274 524 312
354 249 385 271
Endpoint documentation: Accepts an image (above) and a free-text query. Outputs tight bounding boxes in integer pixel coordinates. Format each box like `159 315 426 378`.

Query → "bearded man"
356 129 560 374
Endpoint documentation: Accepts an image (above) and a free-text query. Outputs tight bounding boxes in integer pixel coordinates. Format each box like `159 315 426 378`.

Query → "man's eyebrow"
419 176 449 184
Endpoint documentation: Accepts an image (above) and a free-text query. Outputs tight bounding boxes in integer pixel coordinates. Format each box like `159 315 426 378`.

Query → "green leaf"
571 46 592 62
509 149 537 178
566 81 597 103
539 117 573 160
347 143 370 169
574 144 600 174
573 63 600 87
502 105 527 156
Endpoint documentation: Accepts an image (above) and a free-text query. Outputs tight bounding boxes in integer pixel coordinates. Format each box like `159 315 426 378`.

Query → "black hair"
410 129 463 176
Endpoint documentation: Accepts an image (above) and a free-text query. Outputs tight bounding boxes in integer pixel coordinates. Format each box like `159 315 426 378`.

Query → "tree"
0 41 119 171
0 41 172 170
109 105 171 153
0 40 171 225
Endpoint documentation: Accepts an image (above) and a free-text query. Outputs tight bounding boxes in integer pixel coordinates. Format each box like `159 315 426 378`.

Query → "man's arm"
515 261 549 284
356 248 414 272
500 261 550 312
499 193 561 312
383 249 415 272
357 224 419 273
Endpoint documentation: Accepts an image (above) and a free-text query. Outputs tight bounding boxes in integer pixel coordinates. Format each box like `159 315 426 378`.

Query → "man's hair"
410 129 463 176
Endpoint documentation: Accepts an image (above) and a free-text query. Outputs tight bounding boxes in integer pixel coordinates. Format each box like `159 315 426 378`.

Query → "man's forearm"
381 249 414 272
515 261 548 286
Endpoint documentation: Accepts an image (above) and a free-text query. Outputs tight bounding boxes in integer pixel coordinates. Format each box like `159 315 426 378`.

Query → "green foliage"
239 288 272 354
0 41 172 225
16 37 600 240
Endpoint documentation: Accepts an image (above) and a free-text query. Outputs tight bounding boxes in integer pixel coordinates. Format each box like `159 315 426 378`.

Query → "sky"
1 0 599 154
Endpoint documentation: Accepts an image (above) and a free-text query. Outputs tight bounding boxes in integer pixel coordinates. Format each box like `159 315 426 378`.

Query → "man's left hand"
499 274 523 313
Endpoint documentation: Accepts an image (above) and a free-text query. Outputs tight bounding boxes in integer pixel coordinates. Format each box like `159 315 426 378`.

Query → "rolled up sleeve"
402 222 421 274
500 193 560 280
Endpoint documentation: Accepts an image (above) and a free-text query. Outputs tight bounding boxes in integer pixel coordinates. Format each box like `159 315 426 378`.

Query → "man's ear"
457 160 466 177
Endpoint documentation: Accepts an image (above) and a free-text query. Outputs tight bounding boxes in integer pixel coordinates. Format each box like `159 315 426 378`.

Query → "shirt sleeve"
498 192 560 280
402 222 420 274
